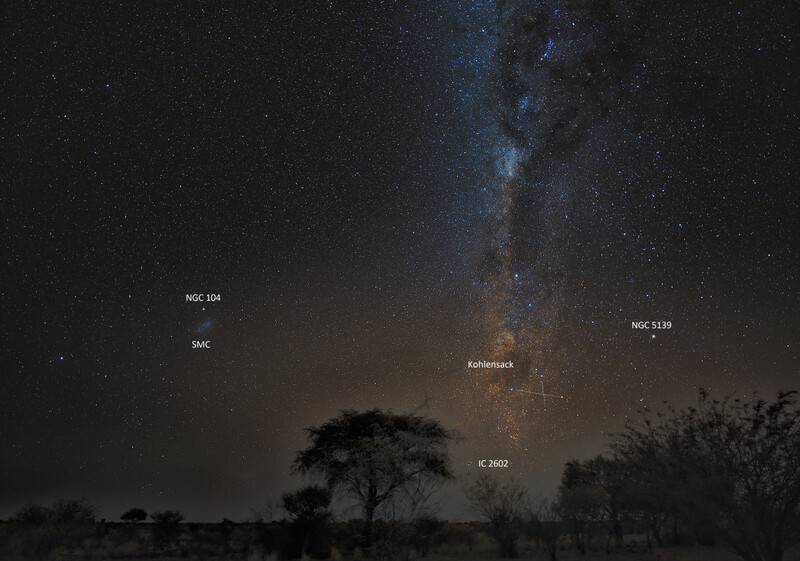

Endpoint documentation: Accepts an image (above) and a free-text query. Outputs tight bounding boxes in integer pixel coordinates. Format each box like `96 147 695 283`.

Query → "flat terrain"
111 546 797 561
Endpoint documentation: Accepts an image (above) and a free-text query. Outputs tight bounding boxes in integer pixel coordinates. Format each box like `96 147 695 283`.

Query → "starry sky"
3 1 798 521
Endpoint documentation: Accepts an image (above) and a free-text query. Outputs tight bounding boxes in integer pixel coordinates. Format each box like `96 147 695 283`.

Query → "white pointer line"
511 388 565 399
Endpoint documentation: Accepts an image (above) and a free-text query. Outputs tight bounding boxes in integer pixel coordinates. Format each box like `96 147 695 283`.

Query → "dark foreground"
2 521 799 561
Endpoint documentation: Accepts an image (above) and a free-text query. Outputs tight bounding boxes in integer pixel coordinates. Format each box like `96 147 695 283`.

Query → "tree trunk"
613 520 624 550
363 502 376 548
652 520 662 547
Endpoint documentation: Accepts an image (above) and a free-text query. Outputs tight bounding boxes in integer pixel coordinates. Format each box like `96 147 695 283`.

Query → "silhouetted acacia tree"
613 389 800 561
293 409 456 548
120 508 147 523
465 475 528 558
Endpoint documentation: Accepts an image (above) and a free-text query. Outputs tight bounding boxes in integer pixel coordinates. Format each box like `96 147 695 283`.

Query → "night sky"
3 1 798 521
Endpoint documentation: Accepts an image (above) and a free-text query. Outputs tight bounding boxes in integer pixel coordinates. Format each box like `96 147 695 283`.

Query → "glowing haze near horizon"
3 1 798 520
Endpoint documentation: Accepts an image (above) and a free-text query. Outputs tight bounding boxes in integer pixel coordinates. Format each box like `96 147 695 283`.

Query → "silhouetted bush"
411 515 445 556
282 485 332 558
465 475 528 558
150 509 184 549
613 389 800 561
120 507 147 523
7 499 99 559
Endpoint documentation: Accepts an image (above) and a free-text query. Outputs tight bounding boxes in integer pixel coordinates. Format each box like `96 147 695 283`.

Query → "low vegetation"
1 390 798 561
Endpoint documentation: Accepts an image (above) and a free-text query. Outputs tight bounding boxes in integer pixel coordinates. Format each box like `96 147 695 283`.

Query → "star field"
2 1 798 519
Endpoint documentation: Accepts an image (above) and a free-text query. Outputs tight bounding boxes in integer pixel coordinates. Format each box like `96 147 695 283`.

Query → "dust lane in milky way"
464 0 799 456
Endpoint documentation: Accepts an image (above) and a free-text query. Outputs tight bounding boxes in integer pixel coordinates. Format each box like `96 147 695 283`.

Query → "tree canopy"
120 508 147 523
611 389 800 561
293 409 456 544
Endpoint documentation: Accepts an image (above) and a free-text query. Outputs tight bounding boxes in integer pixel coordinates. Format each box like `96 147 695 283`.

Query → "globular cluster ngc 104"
3 1 798 519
